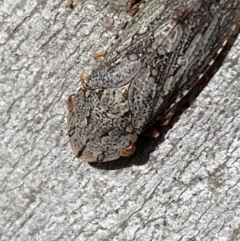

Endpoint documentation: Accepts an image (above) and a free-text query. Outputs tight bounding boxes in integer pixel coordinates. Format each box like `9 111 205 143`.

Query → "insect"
67 0 240 162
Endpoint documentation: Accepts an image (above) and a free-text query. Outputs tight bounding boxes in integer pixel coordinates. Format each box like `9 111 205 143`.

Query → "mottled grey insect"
67 0 240 162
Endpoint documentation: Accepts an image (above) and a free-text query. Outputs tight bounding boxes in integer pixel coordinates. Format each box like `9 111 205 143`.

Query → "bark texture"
1 1 240 240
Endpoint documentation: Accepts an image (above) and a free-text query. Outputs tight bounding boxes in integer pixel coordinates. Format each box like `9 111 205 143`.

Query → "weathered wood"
0 1 240 240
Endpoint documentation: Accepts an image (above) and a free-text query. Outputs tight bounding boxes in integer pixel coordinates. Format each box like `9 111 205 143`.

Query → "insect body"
67 0 240 162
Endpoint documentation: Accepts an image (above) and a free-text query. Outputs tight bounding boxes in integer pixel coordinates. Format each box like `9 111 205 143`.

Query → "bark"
1 1 240 240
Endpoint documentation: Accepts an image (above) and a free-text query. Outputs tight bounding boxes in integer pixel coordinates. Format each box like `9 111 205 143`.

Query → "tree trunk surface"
1 1 240 240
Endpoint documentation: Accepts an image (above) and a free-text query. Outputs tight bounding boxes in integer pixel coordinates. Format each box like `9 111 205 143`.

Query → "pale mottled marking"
208 59 215 67
138 5 166 34
182 89 189 96
198 73 204 81
153 20 183 53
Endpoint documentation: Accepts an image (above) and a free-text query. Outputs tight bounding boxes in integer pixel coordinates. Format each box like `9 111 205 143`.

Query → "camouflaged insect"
67 0 240 162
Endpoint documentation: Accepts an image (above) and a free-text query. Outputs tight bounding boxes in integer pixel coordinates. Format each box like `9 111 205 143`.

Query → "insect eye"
119 144 136 157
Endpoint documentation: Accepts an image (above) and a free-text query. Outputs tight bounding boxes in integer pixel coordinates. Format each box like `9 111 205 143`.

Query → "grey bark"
0 1 240 240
